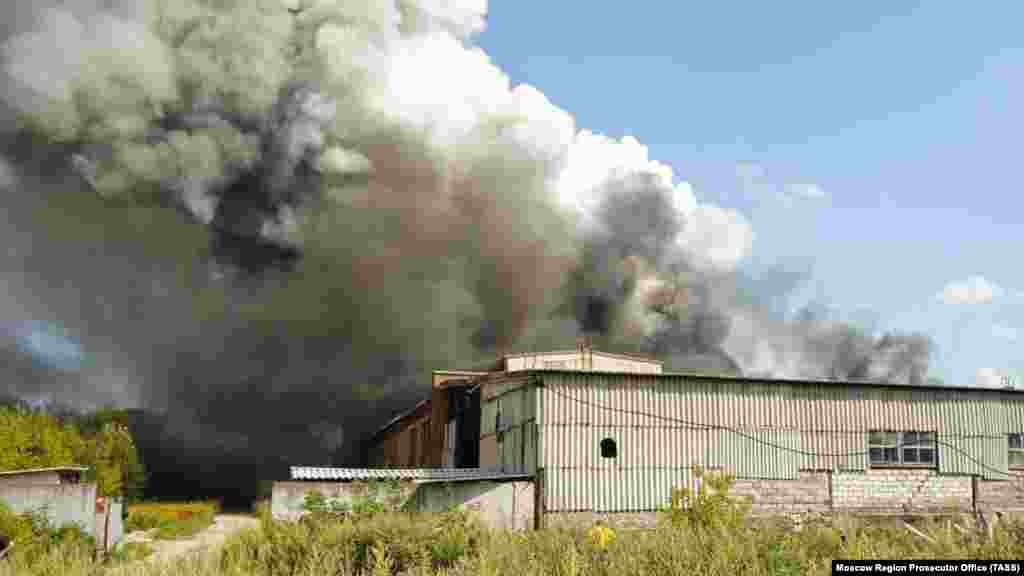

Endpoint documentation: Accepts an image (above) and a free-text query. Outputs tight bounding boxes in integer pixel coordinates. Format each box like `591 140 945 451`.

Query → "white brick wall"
832 469 971 512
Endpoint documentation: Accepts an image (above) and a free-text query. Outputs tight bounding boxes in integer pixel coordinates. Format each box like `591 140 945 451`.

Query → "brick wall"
976 476 1024 513
544 469 982 529
831 469 971 514
730 471 831 515
271 480 418 521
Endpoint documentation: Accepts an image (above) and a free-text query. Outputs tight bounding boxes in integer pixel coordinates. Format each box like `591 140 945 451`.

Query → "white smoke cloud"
937 276 1002 306
2 6 176 131
557 133 751 271
317 147 373 174
0 0 933 395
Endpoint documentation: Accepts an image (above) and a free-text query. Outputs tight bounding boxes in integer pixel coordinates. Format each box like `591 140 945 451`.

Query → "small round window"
600 438 617 459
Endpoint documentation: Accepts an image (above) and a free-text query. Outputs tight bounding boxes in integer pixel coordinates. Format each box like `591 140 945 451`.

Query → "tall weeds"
3 474 1024 575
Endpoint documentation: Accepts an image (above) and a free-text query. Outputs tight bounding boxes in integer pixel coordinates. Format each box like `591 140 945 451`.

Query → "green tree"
0 405 146 500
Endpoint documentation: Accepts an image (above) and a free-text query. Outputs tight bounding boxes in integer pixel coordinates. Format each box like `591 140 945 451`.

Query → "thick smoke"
0 0 936 501
562 170 933 384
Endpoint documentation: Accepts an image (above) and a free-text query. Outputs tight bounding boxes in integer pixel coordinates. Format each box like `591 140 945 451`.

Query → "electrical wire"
545 386 1024 479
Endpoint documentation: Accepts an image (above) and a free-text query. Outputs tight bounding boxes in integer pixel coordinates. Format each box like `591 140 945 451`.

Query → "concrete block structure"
272 468 533 531
0 466 123 551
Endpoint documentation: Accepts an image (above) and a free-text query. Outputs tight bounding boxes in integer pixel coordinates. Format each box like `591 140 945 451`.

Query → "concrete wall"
0 483 97 536
412 481 534 531
831 469 972 514
544 469 992 529
271 481 417 521
977 476 1024 513
95 499 124 552
731 471 832 515
717 470 970 516
271 480 534 531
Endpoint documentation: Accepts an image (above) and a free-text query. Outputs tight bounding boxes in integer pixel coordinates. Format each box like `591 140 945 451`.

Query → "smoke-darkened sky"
1 1 999 492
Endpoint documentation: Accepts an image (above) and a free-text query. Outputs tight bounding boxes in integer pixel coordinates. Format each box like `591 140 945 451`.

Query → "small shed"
0 466 88 487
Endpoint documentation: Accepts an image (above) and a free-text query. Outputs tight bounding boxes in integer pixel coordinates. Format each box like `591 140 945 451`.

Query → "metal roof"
373 397 431 437
0 466 89 476
290 466 532 483
530 369 1024 395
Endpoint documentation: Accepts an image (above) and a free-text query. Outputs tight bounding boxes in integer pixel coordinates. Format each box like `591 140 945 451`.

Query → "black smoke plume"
0 0 938 507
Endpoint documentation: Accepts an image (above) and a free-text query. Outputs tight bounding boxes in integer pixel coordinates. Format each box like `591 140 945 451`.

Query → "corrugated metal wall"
480 375 536 475
537 372 1024 512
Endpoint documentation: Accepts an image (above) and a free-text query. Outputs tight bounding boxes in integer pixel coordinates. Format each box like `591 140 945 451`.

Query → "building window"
869 430 936 466
600 438 617 459
1009 434 1024 468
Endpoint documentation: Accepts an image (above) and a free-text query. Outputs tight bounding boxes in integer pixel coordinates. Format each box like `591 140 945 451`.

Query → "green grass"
108 541 154 563
3 476 1024 575
124 501 218 540
151 515 213 541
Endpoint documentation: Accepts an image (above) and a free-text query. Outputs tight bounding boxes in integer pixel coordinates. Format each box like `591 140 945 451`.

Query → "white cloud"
976 367 1015 388
736 163 826 205
992 324 1019 342
936 276 1002 306
788 183 826 199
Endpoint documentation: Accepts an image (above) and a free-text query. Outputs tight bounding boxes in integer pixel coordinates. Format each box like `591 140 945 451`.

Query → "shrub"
125 501 217 540
108 540 154 563
0 501 96 569
661 466 751 534
125 510 162 532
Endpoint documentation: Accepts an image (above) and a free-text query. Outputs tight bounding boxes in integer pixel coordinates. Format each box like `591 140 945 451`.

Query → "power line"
545 387 1024 479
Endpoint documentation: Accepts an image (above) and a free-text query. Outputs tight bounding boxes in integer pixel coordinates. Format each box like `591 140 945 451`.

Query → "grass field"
125 501 220 540
2 478 1023 575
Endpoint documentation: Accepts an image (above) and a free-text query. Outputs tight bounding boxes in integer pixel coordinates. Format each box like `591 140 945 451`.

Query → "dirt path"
122 514 260 564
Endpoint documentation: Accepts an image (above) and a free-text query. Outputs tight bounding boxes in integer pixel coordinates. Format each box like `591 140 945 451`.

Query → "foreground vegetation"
3 472 1024 575
125 502 219 540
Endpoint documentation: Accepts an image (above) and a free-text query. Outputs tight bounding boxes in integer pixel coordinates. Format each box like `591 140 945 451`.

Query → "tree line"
0 397 146 502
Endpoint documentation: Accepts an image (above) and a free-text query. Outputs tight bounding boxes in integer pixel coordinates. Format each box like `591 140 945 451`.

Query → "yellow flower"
587 523 616 551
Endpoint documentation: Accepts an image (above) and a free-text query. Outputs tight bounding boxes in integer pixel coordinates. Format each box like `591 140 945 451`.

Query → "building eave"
528 369 1024 394
0 466 89 477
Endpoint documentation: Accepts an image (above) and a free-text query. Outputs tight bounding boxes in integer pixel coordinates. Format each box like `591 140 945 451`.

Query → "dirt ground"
121 514 260 564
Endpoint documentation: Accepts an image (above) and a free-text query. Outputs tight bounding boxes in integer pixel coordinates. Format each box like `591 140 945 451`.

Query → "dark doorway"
450 386 481 468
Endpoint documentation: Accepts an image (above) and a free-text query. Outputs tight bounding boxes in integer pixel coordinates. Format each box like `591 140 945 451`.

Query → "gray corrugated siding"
936 390 1007 479
482 378 536 475
708 429 802 479
537 372 1023 512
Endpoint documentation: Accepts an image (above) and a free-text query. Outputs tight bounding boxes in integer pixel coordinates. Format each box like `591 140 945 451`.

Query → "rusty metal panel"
480 435 499 470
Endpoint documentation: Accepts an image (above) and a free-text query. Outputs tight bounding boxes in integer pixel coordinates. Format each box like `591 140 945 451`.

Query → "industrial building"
283 347 1024 528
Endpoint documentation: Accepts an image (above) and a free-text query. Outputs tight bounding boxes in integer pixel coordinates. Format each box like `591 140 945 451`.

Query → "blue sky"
480 2 1023 386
